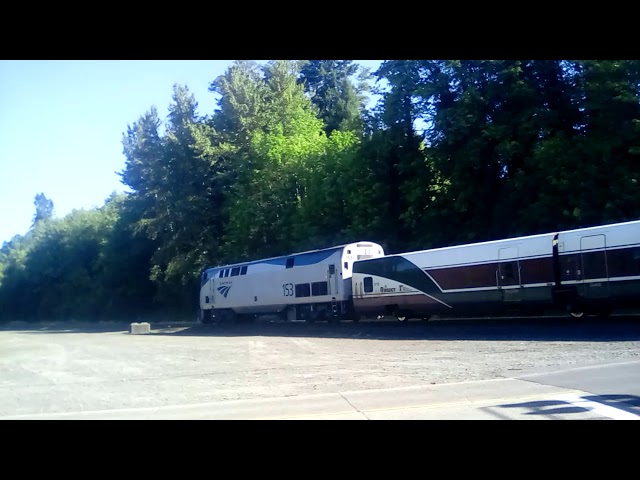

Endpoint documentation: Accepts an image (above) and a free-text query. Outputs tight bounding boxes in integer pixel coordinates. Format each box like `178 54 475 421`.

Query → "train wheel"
569 307 584 318
567 302 584 318
395 308 411 323
201 309 215 324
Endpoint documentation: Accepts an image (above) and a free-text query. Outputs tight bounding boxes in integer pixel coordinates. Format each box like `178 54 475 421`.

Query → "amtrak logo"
217 285 231 298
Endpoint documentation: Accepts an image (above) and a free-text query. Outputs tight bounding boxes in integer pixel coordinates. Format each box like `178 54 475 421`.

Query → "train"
199 219 640 323
199 241 385 323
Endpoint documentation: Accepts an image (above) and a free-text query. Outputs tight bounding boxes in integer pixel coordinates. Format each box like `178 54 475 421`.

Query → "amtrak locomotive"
199 242 384 323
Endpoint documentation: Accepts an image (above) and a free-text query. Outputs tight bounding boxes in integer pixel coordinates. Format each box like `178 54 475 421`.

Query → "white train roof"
204 241 381 273
364 219 640 268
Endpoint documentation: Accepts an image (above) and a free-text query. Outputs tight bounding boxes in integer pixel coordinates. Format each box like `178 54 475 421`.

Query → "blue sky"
0 60 383 245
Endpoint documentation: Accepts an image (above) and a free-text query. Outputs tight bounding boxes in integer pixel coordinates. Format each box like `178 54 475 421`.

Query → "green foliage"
299 60 368 135
32 193 54 228
0 200 126 321
119 84 229 311
354 60 434 252
209 60 270 148
222 60 332 260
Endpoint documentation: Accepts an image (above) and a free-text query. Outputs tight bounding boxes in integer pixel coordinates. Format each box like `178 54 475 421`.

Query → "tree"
209 60 270 148
32 193 54 228
299 60 369 135
222 60 326 260
120 85 229 312
95 193 157 318
355 60 431 252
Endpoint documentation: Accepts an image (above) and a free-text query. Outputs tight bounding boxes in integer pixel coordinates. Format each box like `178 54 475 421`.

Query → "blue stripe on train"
262 247 340 266
203 246 342 279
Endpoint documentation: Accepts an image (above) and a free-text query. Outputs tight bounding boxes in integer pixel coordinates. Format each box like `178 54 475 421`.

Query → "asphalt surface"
1 315 639 419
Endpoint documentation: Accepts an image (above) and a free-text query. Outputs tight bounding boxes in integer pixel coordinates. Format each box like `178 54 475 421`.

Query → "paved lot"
1 316 640 419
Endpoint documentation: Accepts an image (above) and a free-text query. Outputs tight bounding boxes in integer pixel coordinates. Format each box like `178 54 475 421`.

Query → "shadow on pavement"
3 315 640 342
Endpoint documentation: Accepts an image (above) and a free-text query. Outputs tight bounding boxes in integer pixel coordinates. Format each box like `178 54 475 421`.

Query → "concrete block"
130 322 150 335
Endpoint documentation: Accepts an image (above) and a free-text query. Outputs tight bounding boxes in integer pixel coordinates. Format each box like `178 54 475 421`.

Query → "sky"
0 60 383 245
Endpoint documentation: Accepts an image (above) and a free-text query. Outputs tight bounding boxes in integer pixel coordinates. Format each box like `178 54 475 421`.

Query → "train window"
364 277 373 293
582 250 607 279
312 281 328 296
231 267 240 277
295 283 311 297
329 264 335 275
219 270 224 278
286 258 295 269
240 266 248 275
224 269 230 277
504 263 514 279
344 262 348 270
395 259 414 272
632 247 640 274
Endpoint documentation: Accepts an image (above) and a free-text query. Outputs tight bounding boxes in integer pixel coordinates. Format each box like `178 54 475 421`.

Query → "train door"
497 247 522 302
328 264 338 296
209 277 216 306
579 235 609 299
212 269 225 306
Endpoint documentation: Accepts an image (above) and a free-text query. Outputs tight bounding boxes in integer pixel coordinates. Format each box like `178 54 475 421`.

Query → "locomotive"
199 242 384 323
